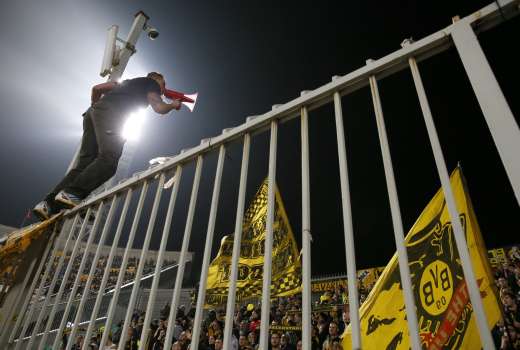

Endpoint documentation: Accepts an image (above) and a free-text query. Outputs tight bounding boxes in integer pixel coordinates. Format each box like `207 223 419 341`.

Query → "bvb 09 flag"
204 180 301 307
343 168 501 350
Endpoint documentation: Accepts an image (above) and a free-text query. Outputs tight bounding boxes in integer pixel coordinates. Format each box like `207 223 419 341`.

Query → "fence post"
164 156 203 350
408 55 496 350
259 120 278 349
369 74 421 350
223 134 251 350
451 20 520 206
191 145 226 350
301 106 312 350
333 89 361 349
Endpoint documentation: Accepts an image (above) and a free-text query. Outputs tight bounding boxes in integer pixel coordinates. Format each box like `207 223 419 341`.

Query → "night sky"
0 0 519 283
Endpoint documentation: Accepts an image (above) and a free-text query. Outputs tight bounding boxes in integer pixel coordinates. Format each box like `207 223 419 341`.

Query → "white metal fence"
1 1 519 349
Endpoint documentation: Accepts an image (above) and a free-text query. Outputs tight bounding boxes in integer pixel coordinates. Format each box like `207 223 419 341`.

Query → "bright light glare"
122 109 146 141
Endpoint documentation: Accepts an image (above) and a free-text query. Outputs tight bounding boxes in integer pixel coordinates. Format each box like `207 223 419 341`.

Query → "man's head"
342 310 350 324
501 291 516 307
247 331 257 345
281 333 289 346
329 321 339 337
214 338 223 350
147 72 165 94
239 334 248 347
497 277 508 289
271 332 281 347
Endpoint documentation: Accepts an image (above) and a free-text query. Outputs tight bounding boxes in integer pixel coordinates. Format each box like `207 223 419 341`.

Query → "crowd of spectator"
54 247 520 350
42 252 175 298
66 281 372 350
492 250 520 350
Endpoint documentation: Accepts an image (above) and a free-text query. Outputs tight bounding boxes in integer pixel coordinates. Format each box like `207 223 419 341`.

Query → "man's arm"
91 82 118 105
147 92 181 115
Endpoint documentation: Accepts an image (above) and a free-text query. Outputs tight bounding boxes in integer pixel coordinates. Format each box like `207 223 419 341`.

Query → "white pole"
99 181 149 349
164 156 203 350
452 21 520 206
37 208 95 349
21 214 81 350
117 174 166 350
138 166 183 350
51 203 106 350
223 134 251 350
333 90 361 349
408 56 495 349
190 145 226 350
9 216 74 346
368 75 421 350
300 106 312 350
259 121 278 349
82 189 133 348
66 196 119 350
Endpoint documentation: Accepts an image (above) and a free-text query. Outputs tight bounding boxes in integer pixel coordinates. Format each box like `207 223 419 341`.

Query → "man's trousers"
46 107 126 201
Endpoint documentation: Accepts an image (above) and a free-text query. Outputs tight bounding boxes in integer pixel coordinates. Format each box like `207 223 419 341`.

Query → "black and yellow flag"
204 180 301 307
0 213 61 266
343 168 501 349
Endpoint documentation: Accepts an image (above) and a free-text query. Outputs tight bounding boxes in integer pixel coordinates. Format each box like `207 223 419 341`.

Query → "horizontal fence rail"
3 1 518 349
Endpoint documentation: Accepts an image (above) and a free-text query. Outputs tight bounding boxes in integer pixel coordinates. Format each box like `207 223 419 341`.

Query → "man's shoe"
55 190 81 208
33 200 51 221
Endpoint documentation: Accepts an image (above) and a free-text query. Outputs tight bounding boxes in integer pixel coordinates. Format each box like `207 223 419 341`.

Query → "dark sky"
0 0 519 282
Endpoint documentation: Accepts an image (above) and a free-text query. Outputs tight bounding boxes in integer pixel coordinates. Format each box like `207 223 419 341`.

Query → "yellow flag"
204 180 301 307
0 213 61 269
343 168 501 349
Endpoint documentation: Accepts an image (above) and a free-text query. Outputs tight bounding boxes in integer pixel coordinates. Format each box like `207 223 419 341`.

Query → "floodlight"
100 25 119 77
122 109 146 141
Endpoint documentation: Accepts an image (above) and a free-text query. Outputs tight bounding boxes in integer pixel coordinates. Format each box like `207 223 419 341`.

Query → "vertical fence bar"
117 174 166 350
408 56 496 349
191 145 226 350
368 74 421 350
8 217 69 346
259 120 278 349
66 195 119 350
99 181 149 349
223 133 251 350
1 258 37 338
51 202 105 350
37 207 94 349
333 90 362 349
139 166 183 350
17 214 80 350
164 156 203 350
0 224 57 347
300 106 312 350
451 21 520 206
26 221 77 350
82 188 133 347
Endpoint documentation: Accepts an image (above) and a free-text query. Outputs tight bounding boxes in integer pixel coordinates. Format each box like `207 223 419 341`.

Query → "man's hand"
147 92 181 115
171 99 182 110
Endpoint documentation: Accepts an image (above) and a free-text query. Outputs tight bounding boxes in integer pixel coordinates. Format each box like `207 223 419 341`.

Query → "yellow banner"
343 168 501 349
0 214 62 307
311 267 384 294
205 180 301 307
487 245 520 268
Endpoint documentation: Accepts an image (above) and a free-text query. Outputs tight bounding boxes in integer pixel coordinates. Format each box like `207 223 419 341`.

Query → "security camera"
145 25 159 40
